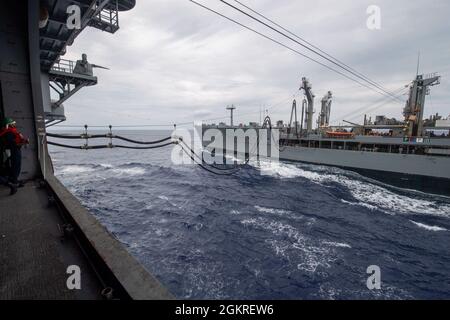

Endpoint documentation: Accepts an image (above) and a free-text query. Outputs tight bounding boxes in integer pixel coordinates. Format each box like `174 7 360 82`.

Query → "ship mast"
403 73 440 137
226 104 236 127
300 77 315 134
318 91 333 128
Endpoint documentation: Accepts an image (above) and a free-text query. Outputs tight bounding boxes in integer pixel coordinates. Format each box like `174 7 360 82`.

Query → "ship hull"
201 127 450 195
279 146 450 195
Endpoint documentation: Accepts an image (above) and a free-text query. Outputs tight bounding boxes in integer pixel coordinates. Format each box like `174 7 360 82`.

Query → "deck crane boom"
300 77 315 134
318 91 333 128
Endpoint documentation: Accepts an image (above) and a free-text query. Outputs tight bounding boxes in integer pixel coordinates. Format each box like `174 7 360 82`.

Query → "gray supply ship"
204 75 450 194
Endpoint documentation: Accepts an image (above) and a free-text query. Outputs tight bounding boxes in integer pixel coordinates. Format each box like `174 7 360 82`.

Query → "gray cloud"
60 0 450 127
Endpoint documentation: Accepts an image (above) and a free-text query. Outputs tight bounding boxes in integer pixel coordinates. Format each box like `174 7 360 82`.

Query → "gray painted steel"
0 1 42 180
46 173 174 300
282 134 450 147
0 182 102 299
203 127 450 180
279 146 450 179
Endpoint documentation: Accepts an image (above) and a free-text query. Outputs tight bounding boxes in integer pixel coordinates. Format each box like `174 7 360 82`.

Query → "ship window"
374 144 389 153
347 142 358 151
322 141 331 149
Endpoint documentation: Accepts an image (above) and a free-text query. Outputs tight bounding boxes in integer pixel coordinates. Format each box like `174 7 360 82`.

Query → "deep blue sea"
48 130 450 299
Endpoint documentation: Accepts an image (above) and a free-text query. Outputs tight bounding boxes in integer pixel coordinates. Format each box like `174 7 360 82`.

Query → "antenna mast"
226 105 236 127
416 51 421 76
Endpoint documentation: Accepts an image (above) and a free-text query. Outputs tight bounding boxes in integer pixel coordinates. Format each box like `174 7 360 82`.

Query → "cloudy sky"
60 0 450 128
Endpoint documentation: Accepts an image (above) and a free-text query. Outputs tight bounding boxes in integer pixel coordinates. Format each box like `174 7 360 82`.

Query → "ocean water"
48 130 450 299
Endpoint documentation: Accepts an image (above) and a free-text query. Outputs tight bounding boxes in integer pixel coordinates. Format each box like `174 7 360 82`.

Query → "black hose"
179 139 243 172
89 145 112 150
114 141 175 149
48 139 242 176
46 133 110 139
47 141 175 150
47 141 112 149
113 135 172 145
178 144 238 176
47 141 85 149
90 134 110 139
46 132 172 145
46 133 92 140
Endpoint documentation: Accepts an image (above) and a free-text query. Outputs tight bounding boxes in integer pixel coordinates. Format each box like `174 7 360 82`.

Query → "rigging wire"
332 84 410 125
178 138 245 173
179 128 261 171
189 0 400 101
50 3 414 131
51 122 194 129
178 144 240 176
228 0 398 100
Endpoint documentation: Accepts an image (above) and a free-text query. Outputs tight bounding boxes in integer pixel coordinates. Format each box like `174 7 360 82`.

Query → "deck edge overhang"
45 171 174 300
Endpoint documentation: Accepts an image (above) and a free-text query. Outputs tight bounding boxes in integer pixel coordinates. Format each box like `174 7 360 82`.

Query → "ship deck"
0 181 102 299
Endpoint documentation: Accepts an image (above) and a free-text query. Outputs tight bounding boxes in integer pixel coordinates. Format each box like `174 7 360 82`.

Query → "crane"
300 77 315 134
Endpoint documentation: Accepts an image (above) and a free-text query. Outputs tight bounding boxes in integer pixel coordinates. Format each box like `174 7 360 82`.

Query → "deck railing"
50 59 75 74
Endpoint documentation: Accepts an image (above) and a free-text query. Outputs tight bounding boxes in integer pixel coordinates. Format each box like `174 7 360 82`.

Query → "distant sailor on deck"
0 118 29 195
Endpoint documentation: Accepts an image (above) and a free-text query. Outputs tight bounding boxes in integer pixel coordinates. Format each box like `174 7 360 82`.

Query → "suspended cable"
46 133 109 140
114 135 172 145
47 140 176 150
114 142 175 150
332 84 410 125
178 138 250 172
188 0 402 101
178 143 241 176
48 136 243 175
51 122 194 129
228 0 399 101
47 141 111 150
46 132 173 145
47 129 276 176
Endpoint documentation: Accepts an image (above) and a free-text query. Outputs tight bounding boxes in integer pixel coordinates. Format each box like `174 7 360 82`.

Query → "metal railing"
96 7 118 26
89 0 120 33
50 59 75 74
423 72 439 80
